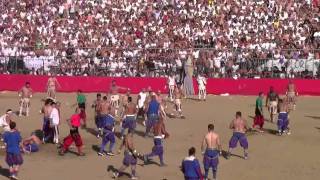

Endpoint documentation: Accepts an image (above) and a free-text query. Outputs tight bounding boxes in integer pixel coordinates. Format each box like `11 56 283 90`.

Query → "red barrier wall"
0 75 319 95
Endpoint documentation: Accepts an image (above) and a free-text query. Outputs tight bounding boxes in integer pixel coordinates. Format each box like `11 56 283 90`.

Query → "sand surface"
0 92 319 180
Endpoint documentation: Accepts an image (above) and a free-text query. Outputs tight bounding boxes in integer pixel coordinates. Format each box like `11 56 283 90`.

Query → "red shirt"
70 114 81 127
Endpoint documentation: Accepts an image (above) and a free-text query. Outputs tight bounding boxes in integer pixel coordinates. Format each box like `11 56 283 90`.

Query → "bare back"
230 118 247 133
278 101 288 112
125 135 134 151
44 105 53 118
205 132 219 149
125 102 137 115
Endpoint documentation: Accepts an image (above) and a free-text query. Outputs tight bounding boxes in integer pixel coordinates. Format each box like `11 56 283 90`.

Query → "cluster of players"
0 75 297 180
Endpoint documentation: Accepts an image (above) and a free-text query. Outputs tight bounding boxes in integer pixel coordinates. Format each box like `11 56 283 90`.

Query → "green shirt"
77 94 86 104
256 97 262 109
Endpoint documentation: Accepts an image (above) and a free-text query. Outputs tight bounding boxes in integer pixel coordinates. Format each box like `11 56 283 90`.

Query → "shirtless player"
277 99 290 135
92 94 102 138
109 80 126 117
201 124 222 180
97 96 110 137
227 111 249 160
114 130 141 179
286 80 298 111
120 97 137 139
174 84 185 118
41 98 53 143
18 82 33 116
144 115 169 167
47 75 60 99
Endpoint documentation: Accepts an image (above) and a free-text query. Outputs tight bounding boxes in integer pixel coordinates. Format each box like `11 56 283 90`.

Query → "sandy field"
0 92 319 180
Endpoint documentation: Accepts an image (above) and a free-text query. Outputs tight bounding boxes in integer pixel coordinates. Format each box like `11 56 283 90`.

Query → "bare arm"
201 136 206 154
229 120 234 129
216 135 222 152
117 138 125 153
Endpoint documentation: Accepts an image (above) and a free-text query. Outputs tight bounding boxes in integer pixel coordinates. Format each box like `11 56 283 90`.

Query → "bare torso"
204 132 219 149
48 77 57 88
20 86 32 98
174 88 183 99
100 101 110 115
278 101 288 112
43 105 53 118
95 99 102 115
230 118 247 133
125 102 137 115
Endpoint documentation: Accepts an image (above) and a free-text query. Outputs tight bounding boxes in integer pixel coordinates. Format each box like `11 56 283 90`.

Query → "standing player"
121 89 132 117
227 111 249 160
92 93 102 138
47 74 60 99
174 84 185 118
197 73 207 101
144 94 160 137
277 99 290 135
286 80 298 111
109 80 126 117
76 90 87 128
201 124 222 180
41 98 53 143
144 115 169 167
113 130 141 180
266 87 279 123
98 108 116 156
120 97 137 139
181 147 203 180
3 121 23 180
253 92 264 132
50 101 60 144
167 73 176 102
97 96 111 137
156 90 167 117
59 109 85 156
137 88 147 120
18 82 33 117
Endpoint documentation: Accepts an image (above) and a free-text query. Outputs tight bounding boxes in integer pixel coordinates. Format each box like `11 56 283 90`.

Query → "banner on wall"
23 56 57 71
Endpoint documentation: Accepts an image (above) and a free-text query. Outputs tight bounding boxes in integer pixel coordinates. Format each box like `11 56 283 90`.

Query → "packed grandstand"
0 0 319 78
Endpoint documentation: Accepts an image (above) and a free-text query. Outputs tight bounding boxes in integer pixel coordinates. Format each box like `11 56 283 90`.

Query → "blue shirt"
147 100 160 114
181 156 202 179
3 131 22 155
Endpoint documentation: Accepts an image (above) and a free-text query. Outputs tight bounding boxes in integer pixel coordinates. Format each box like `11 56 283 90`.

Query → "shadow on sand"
107 165 131 179
0 166 10 179
305 116 320 120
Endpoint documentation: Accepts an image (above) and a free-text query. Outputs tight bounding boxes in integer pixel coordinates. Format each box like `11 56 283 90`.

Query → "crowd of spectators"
0 0 319 78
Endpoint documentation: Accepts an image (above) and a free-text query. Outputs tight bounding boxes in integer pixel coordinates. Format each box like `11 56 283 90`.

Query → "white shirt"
50 108 60 125
197 76 207 89
168 76 175 86
138 92 147 108
0 114 10 131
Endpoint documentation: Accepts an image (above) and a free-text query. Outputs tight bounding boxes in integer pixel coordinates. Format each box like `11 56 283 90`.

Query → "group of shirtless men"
0 74 298 180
